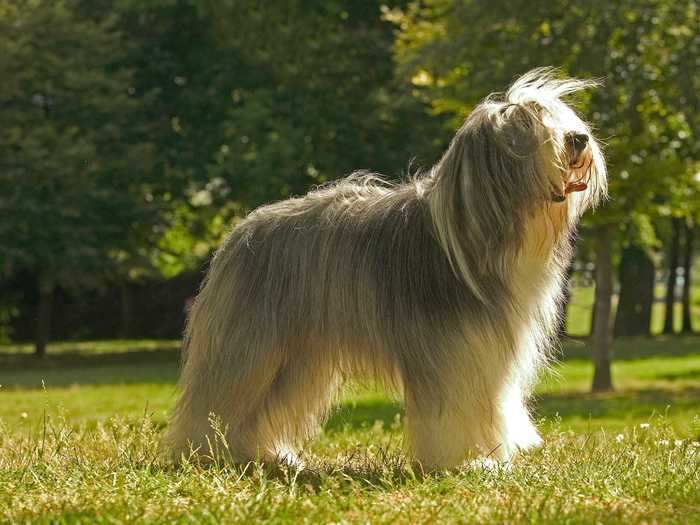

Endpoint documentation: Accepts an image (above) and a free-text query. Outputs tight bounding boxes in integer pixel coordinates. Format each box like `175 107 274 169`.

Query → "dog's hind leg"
165 334 288 464
246 349 339 465
168 296 337 464
169 345 337 466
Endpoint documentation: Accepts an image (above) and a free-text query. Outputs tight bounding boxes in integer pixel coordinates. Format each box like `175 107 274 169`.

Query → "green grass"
1 337 699 524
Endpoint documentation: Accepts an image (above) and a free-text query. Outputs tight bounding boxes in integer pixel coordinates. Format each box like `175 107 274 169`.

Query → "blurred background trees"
0 0 160 355
0 0 698 391
392 0 699 391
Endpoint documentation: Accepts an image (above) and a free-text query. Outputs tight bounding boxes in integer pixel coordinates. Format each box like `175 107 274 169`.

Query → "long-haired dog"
166 69 607 469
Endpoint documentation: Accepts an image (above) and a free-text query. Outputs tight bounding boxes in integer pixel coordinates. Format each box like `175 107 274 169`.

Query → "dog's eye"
572 133 588 148
565 132 589 149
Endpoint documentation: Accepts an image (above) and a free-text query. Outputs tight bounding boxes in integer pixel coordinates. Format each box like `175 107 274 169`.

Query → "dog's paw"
466 457 512 473
275 447 305 470
516 429 543 451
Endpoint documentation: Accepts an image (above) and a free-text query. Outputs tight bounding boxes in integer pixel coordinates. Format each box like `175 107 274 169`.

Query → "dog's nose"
572 133 588 150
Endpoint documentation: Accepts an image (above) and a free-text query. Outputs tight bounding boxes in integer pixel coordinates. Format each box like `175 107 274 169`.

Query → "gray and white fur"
166 69 607 469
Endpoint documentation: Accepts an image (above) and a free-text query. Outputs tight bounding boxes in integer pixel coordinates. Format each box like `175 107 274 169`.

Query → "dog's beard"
549 146 594 203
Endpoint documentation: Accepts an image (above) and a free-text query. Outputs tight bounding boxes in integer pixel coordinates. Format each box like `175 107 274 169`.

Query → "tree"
591 225 615 391
1 0 444 342
192 1 443 212
392 0 699 390
663 218 682 334
614 244 655 337
106 0 442 274
681 218 695 333
0 0 155 355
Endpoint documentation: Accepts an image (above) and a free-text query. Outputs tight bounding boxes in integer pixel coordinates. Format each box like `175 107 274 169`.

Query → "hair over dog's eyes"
499 103 519 115
571 133 588 149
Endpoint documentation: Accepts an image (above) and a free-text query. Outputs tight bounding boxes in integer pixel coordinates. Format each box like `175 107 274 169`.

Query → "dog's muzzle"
551 133 590 202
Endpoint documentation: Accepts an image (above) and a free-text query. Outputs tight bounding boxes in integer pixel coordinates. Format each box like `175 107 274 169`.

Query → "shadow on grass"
0 348 180 390
534 387 700 419
177 447 424 489
560 335 700 361
325 398 403 432
3 348 179 367
2 336 700 430
323 387 700 433
656 369 700 381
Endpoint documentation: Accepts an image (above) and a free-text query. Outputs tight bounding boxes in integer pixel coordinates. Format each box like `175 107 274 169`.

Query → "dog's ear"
499 103 543 151
434 109 541 225
430 111 536 278
499 102 572 204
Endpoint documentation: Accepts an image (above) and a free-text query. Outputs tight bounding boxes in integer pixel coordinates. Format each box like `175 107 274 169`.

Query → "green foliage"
196 1 444 211
1 0 699 345
88 0 441 278
0 0 157 287
393 0 700 243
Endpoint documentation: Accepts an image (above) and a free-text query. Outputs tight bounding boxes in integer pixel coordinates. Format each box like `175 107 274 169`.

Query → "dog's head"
432 68 607 230
504 70 607 215
464 69 606 214
428 69 607 292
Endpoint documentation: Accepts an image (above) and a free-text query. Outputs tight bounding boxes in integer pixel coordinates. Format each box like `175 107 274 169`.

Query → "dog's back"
226 174 473 338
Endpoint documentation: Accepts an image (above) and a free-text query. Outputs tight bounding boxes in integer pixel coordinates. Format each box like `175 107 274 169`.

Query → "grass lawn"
1 337 699 524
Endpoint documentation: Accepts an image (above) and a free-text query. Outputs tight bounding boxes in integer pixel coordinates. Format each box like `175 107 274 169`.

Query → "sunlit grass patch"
0 339 180 357
1 412 698 524
1 337 700 522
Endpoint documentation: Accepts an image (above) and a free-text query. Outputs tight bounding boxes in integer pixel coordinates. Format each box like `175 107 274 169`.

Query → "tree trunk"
119 282 133 338
557 261 575 339
681 220 695 334
35 276 54 358
613 244 655 336
663 218 681 334
591 225 614 392
589 282 597 338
